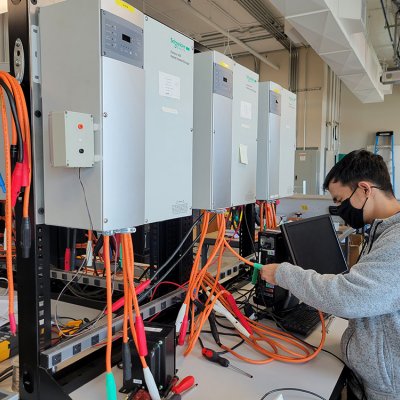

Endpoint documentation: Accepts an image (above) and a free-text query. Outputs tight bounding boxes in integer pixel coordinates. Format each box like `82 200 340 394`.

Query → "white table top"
70 316 348 400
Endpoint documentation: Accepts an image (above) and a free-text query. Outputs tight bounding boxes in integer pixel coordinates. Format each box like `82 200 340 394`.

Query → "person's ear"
358 181 371 196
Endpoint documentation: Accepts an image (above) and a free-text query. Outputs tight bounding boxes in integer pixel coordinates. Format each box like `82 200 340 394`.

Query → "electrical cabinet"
279 88 297 198
231 63 259 206
257 82 282 200
40 0 145 231
49 111 95 168
143 16 194 223
294 149 321 195
256 82 296 200
192 51 234 210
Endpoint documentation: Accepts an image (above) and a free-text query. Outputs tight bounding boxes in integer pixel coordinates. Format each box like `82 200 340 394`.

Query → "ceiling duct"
271 0 391 103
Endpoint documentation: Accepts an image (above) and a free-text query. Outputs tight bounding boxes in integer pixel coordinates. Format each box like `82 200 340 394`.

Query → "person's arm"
260 228 400 318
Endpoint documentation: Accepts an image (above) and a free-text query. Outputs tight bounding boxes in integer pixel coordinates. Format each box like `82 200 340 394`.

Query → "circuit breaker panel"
192 51 234 210
143 16 194 223
231 63 259 206
40 0 145 231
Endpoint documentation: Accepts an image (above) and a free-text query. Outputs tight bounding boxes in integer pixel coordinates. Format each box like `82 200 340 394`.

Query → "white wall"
340 84 400 153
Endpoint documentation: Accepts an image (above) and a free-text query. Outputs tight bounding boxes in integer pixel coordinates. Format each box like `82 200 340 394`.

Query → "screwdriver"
166 376 196 400
201 347 253 379
168 384 198 400
163 375 179 398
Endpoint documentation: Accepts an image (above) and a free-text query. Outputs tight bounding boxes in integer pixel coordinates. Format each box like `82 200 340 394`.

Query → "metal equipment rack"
7 1 255 398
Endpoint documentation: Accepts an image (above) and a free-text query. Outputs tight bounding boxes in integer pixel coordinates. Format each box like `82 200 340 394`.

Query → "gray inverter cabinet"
40 0 145 231
192 51 234 210
143 16 194 223
231 63 259 206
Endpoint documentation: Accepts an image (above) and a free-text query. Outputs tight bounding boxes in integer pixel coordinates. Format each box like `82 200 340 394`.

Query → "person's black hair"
323 149 394 196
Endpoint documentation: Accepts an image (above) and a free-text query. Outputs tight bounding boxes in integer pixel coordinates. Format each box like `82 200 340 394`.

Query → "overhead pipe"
236 0 291 50
180 0 280 71
235 0 298 89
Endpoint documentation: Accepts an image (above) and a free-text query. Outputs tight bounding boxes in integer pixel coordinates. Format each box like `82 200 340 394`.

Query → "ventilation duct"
271 0 392 103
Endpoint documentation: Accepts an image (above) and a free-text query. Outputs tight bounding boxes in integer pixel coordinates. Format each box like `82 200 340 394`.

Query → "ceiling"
135 0 398 67
136 0 286 55
367 0 398 68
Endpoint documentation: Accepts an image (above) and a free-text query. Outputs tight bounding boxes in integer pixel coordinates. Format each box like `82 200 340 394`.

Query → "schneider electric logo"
246 75 257 84
171 38 190 52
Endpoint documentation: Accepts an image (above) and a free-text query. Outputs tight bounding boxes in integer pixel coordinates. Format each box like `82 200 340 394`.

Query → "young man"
260 150 400 400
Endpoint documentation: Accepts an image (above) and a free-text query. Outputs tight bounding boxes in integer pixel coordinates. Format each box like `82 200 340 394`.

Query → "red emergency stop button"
78 123 84 130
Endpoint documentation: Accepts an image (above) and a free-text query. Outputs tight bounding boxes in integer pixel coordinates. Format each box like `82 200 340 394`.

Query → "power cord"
260 388 327 400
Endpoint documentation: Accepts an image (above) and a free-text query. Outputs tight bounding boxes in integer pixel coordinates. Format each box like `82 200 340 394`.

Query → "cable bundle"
259 201 277 230
176 210 326 366
104 233 160 400
0 72 32 335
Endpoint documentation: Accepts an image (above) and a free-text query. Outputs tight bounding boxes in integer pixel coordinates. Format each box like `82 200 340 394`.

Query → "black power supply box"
123 322 176 394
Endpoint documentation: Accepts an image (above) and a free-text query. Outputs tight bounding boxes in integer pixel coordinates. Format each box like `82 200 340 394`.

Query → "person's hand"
260 263 280 285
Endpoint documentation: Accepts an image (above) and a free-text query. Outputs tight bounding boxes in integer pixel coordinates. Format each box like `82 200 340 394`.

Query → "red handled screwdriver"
168 384 198 400
166 376 195 399
201 347 253 378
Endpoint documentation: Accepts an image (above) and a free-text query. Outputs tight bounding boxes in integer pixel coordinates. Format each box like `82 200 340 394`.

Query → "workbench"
70 313 348 400
0 290 348 400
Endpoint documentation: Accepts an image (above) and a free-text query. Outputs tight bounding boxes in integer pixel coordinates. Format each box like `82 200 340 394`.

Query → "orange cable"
0 88 14 330
103 236 113 373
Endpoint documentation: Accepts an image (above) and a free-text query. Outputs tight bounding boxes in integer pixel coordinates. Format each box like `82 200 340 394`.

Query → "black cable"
149 212 204 282
70 228 77 271
0 366 12 378
68 284 106 301
78 168 94 232
218 338 245 354
0 371 12 383
198 335 205 349
136 265 153 282
243 209 258 257
138 214 217 302
198 332 245 354
91 234 105 276
201 330 242 339
380 0 394 46
0 78 23 163
138 231 199 302
214 316 235 330
260 388 327 400
251 292 365 400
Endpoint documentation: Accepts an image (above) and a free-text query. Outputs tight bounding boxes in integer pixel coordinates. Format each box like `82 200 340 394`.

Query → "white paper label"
240 101 252 120
86 240 93 267
159 71 181 99
300 155 306 161
145 327 163 333
31 25 41 84
239 144 248 165
161 106 178 115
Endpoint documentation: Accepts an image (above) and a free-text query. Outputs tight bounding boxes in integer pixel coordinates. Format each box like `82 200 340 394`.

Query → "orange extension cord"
103 236 113 374
259 201 277 231
0 72 32 335
179 210 325 366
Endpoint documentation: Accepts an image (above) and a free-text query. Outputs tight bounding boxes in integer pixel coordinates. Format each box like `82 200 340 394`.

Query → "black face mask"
332 187 368 229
